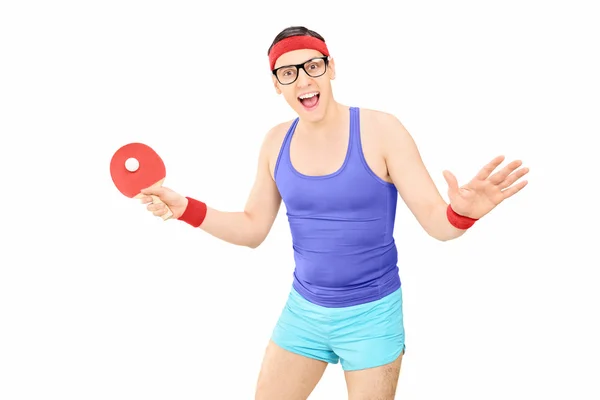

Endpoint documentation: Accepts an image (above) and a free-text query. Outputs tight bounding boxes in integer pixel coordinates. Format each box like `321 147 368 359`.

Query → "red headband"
268 35 330 70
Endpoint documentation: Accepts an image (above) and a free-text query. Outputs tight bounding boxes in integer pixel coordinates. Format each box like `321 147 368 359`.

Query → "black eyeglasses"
272 56 329 85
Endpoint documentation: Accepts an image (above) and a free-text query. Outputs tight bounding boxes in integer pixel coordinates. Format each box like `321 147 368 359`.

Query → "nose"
295 68 312 87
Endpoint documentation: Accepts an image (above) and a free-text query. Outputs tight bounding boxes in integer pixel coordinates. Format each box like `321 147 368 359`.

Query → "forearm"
421 202 472 241
198 207 267 248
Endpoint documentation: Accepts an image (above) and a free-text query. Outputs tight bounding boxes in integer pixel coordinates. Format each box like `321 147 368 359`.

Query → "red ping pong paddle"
110 142 174 220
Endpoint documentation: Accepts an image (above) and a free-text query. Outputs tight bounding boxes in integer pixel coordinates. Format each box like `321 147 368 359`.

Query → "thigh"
344 350 404 400
331 287 405 372
255 340 328 400
271 287 340 366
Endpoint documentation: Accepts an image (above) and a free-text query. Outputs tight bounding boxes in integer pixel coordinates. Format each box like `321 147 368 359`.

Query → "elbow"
242 212 275 249
246 241 261 249
245 232 268 249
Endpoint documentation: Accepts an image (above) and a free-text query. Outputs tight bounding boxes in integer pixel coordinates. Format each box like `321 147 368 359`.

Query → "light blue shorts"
271 286 405 371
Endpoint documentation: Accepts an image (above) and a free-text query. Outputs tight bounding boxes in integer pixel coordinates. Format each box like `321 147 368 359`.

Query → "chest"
289 130 349 176
288 126 388 181
277 170 388 217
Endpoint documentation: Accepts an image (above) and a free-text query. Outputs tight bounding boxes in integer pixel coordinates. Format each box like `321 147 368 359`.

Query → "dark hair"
267 26 326 55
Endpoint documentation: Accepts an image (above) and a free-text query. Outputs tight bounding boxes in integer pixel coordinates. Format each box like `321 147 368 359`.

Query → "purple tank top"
274 107 401 308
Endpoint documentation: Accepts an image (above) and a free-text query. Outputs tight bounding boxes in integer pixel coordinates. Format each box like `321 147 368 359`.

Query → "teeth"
299 92 319 99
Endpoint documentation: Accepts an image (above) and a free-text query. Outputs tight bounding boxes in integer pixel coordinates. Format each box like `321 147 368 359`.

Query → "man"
139 26 528 400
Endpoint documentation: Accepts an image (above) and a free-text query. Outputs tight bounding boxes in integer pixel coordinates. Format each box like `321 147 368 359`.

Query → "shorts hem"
341 344 406 372
270 336 339 365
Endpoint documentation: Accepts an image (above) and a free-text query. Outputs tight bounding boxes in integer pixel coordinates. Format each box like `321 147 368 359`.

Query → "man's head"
268 26 336 123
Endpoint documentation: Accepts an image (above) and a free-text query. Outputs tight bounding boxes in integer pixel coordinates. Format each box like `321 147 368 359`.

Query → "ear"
271 75 282 94
328 57 336 80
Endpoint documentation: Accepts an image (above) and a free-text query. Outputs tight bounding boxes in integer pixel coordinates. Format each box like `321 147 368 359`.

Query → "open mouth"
298 91 320 110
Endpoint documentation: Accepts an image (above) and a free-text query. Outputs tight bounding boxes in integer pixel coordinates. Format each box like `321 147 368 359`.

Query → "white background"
1 0 599 399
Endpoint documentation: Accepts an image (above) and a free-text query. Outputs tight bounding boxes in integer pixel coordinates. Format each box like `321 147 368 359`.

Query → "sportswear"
274 107 401 308
271 285 405 371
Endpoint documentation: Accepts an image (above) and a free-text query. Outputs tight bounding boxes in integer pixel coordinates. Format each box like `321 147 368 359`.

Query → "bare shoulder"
261 119 295 176
358 108 411 146
262 119 294 157
263 120 293 147
359 108 406 133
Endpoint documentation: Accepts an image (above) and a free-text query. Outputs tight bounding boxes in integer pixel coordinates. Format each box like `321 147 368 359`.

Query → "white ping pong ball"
125 157 139 172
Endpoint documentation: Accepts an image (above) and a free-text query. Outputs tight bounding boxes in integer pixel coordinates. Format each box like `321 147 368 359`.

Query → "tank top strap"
274 117 299 180
348 106 362 160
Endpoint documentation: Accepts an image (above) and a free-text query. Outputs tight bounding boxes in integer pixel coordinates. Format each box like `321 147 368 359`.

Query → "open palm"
443 156 529 220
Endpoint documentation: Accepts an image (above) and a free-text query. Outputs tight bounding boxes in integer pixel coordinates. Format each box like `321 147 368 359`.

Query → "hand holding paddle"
139 186 188 219
110 142 174 220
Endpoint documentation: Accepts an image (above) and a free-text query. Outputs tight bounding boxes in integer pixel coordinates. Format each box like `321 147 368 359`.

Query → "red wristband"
178 197 207 227
446 205 478 230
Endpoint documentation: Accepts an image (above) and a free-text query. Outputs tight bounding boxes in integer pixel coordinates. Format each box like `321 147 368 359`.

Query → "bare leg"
255 340 328 400
344 350 404 400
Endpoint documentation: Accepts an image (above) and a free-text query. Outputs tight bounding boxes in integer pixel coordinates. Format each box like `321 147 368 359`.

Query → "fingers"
146 201 169 216
475 155 505 180
139 195 153 204
139 186 168 205
502 179 528 199
498 166 530 189
139 186 176 219
489 160 523 185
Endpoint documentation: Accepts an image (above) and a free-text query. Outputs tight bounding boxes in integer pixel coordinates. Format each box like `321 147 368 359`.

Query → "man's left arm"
380 113 528 242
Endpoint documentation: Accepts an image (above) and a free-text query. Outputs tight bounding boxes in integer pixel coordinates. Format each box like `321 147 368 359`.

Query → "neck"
298 100 347 135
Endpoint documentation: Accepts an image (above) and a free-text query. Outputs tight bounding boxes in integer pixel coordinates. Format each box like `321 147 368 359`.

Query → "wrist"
446 204 478 230
178 197 208 227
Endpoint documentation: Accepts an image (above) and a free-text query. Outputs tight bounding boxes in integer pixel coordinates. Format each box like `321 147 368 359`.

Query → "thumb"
442 170 459 197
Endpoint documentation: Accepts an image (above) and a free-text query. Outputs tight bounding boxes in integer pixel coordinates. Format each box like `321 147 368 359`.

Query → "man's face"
272 49 336 123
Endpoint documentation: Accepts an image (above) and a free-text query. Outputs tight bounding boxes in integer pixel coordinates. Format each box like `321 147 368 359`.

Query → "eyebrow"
276 56 323 69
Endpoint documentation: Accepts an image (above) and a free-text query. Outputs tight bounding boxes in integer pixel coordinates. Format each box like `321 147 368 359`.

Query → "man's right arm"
195 125 285 248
